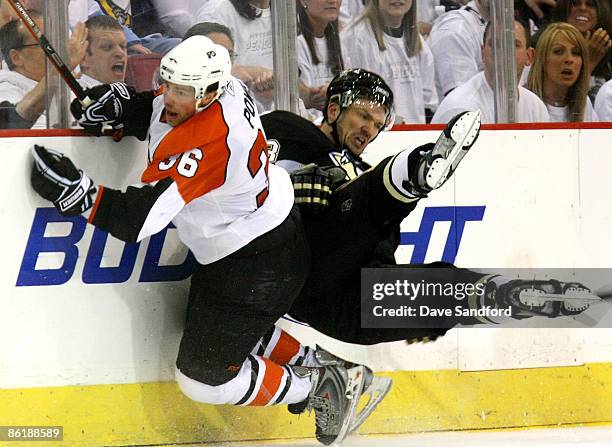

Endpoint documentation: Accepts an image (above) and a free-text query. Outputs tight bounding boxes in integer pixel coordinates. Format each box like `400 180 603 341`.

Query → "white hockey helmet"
159 35 232 103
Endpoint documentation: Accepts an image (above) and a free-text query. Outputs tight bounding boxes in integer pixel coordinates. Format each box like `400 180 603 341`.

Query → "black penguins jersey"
261 108 412 276
261 110 370 181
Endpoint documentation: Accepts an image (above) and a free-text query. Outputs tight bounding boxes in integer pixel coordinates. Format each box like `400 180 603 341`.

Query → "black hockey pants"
176 206 310 385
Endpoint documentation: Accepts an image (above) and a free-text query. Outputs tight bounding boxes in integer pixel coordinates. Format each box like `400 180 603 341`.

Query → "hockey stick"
6 0 92 107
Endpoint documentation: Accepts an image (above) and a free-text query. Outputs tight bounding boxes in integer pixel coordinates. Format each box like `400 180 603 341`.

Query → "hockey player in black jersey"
261 69 596 347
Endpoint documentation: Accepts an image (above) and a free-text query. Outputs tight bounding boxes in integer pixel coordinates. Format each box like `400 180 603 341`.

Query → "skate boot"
290 349 392 439
477 275 598 322
288 347 356 416
404 110 481 197
290 364 369 445
312 346 391 435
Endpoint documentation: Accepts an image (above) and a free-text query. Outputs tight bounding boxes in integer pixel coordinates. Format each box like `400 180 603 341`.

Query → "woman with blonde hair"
527 22 598 122
341 0 438 123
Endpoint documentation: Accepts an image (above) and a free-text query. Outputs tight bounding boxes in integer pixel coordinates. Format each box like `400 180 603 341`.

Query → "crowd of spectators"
0 0 609 129
432 18 550 123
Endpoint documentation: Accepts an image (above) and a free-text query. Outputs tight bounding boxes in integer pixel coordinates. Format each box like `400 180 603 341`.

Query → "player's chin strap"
328 113 343 148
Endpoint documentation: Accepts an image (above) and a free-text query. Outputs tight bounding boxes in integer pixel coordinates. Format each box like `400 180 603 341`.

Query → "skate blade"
520 289 601 305
330 365 368 446
448 110 481 150
427 110 481 189
348 375 393 435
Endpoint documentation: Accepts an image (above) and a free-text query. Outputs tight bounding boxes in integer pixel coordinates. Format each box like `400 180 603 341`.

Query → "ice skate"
312 346 391 435
424 109 481 190
403 110 481 198
290 348 392 440
482 275 597 319
286 346 355 416
519 282 598 314
290 364 369 445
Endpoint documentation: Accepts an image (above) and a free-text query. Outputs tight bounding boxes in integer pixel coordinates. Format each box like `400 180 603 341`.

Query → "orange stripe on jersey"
248 358 285 406
88 185 105 224
268 330 301 365
141 102 231 204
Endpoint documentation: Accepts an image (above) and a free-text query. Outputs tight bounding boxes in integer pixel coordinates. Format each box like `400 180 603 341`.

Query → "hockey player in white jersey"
30 36 382 445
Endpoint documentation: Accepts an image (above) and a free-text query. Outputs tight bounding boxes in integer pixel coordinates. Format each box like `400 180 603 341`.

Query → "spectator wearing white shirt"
338 0 367 29
433 19 550 123
594 77 612 120
0 11 87 129
527 22 599 122
417 0 468 37
196 0 272 70
428 0 488 99
341 0 438 124
297 0 344 120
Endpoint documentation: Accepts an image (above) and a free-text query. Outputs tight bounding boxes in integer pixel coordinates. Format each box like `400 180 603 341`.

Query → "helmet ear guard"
383 106 396 131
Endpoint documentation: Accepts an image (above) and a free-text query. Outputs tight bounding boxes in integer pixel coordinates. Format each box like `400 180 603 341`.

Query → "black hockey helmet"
324 69 395 130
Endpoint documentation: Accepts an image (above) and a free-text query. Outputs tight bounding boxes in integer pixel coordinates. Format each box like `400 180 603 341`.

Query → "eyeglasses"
13 43 39 50
228 50 238 62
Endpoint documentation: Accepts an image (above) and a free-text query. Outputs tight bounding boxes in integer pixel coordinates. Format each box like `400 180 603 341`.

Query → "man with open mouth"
79 15 128 87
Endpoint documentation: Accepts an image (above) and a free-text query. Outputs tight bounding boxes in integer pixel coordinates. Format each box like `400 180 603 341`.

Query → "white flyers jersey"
90 76 293 265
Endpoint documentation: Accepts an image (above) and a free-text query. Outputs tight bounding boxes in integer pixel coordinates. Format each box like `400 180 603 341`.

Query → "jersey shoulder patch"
262 111 336 166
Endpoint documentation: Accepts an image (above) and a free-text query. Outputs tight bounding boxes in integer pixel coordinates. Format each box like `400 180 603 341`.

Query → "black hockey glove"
31 145 96 217
70 82 135 136
291 163 346 216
